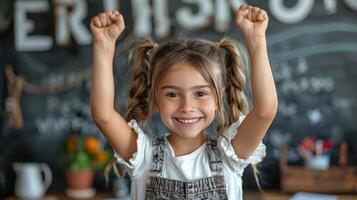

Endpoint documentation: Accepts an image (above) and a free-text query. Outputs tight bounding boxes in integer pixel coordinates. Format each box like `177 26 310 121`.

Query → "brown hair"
124 38 156 123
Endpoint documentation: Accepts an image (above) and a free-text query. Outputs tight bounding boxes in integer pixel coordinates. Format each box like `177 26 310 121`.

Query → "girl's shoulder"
128 119 146 135
114 119 154 177
128 119 156 139
223 115 246 138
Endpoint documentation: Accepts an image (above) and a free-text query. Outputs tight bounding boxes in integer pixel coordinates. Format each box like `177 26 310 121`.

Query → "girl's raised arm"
232 5 278 159
90 11 137 161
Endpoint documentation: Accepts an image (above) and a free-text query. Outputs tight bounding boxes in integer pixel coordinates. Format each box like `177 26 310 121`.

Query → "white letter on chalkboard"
344 0 357 11
103 0 119 11
132 0 151 37
214 0 246 32
323 0 337 14
176 0 213 30
55 0 91 46
132 0 170 38
269 0 314 24
15 0 52 51
154 0 170 38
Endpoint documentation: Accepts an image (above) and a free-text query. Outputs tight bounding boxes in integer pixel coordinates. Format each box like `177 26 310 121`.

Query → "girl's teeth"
176 118 200 124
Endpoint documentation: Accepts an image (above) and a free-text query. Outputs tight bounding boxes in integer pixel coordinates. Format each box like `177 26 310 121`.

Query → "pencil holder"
280 142 357 194
304 155 330 170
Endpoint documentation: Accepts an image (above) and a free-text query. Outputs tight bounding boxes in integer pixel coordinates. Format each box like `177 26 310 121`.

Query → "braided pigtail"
217 38 248 125
104 38 155 183
105 38 156 183
125 38 156 124
218 38 263 190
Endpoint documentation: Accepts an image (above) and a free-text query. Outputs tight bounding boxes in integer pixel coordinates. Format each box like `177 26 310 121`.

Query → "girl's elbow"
91 107 112 124
92 115 110 125
257 101 278 120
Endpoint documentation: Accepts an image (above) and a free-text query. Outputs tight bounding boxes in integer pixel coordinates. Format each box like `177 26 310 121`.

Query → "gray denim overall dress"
145 136 228 199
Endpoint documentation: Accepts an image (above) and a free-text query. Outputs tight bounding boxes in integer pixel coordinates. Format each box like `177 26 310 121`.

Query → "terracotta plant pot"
65 169 94 189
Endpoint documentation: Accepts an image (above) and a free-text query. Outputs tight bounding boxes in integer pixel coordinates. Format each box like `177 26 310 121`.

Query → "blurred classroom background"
1 0 357 199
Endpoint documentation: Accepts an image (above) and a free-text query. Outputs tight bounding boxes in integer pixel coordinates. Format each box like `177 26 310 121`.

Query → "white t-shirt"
114 117 266 200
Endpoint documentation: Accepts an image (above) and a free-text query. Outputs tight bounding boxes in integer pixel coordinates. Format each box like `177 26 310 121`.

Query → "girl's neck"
167 131 206 157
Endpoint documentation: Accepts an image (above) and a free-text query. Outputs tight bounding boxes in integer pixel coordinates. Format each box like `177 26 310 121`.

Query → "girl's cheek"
200 99 217 111
161 101 179 112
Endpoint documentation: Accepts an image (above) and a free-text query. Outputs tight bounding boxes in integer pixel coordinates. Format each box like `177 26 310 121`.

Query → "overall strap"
206 136 223 173
150 136 166 173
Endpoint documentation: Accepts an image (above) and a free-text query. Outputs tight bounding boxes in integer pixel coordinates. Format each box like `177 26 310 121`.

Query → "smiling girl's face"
155 62 217 139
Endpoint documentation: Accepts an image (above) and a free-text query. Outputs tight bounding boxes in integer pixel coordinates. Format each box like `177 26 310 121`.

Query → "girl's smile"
173 117 202 127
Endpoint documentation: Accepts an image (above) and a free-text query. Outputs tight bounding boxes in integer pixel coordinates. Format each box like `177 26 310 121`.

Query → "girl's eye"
196 91 208 97
165 92 179 98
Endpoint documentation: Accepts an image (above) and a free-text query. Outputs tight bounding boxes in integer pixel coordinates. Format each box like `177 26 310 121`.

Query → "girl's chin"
169 129 205 139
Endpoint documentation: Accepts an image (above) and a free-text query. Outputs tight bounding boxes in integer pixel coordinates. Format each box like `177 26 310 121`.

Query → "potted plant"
60 134 112 190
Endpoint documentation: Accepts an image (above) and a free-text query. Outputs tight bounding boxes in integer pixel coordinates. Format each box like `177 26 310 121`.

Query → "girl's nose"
179 96 195 113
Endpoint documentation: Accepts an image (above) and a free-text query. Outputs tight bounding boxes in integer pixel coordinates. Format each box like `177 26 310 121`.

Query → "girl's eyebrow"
160 85 211 90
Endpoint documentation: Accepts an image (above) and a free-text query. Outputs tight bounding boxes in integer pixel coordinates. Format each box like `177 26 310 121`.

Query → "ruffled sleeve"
113 119 152 177
218 116 266 176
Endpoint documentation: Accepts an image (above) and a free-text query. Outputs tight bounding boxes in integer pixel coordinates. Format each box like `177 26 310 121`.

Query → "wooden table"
6 192 114 200
6 191 357 199
245 191 357 200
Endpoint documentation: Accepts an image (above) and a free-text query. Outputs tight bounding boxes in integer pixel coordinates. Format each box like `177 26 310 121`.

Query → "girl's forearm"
246 37 278 117
90 42 116 122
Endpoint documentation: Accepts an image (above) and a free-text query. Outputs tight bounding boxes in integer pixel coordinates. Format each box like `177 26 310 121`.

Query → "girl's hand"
235 5 268 40
90 11 125 44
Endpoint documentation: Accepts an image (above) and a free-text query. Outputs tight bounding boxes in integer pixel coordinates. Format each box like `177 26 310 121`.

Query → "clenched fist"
235 5 268 39
90 10 125 43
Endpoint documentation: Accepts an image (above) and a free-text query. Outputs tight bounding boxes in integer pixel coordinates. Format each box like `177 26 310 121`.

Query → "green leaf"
78 152 90 167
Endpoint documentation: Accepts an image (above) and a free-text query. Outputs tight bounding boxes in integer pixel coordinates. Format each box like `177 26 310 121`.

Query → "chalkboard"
1 0 357 197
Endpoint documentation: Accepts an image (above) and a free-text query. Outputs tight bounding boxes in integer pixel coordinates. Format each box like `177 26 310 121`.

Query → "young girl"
90 4 277 200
